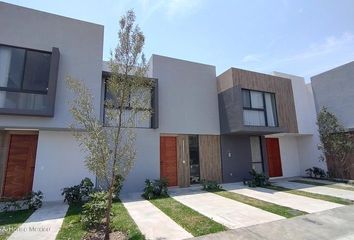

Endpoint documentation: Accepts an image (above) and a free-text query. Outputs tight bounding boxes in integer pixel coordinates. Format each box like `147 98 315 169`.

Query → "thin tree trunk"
104 85 126 239
104 170 116 240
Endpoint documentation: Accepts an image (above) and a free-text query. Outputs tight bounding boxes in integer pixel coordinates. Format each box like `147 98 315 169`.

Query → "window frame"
242 88 279 127
0 44 52 95
102 77 155 129
250 136 265 173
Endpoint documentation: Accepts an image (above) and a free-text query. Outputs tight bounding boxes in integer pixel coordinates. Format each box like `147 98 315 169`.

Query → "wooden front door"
160 136 177 186
2 135 38 198
266 138 283 177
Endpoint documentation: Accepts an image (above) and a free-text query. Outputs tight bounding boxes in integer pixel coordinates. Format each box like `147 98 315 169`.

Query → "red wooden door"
160 136 177 186
266 138 283 177
2 135 38 198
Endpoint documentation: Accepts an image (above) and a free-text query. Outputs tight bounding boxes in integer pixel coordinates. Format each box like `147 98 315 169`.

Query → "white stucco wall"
0 2 103 130
277 136 301 177
121 129 160 193
150 55 220 135
33 128 159 201
273 72 317 134
33 131 95 201
269 72 327 177
297 135 327 174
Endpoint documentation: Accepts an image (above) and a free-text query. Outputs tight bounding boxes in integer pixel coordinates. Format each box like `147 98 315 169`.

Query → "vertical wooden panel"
0 132 10 196
266 138 283 177
2 135 38 198
199 135 222 182
177 135 190 187
160 136 177 186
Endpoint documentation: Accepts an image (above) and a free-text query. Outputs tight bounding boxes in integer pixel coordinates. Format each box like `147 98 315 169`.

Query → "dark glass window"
103 78 153 128
0 45 51 94
250 136 264 173
23 50 51 92
189 135 200 184
242 89 251 108
0 47 25 89
242 89 278 127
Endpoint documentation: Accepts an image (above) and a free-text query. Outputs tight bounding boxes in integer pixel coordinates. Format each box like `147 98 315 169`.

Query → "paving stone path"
191 205 354 240
169 187 284 229
8 202 68 240
121 192 193 240
222 182 342 213
274 181 354 201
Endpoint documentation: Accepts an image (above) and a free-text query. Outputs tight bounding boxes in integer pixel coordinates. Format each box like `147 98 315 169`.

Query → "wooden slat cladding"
160 136 178 186
199 135 222 182
2 135 38 198
177 135 190 187
217 68 298 133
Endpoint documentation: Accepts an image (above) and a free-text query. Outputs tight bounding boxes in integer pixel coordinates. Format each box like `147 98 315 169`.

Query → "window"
189 135 200 184
0 46 51 94
103 78 154 128
250 136 264 173
0 45 58 116
242 89 278 127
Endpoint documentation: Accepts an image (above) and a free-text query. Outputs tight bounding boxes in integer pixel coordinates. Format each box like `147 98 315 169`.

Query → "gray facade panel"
220 135 252 182
311 61 354 129
218 86 285 135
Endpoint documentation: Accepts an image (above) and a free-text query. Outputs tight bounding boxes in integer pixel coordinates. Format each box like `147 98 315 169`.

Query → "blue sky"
4 0 354 82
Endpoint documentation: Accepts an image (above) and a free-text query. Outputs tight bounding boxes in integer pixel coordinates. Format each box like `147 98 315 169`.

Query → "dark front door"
266 138 283 177
2 134 38 198
160 136 178 186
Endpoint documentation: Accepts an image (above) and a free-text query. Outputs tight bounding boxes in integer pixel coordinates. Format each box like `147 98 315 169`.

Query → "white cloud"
241 54 263 63
285 31 354 62
257 31 354 71
165 0 202 18
138 0 202 21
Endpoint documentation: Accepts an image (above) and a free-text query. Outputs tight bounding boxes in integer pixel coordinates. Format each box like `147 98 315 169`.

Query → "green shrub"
201 180 223 191
305 167 327 178
81 191 107 230
1 191 43 212
62 178 94 205
244 169 270 187
142 178 168 200
112 174 124 198
26 191 43 210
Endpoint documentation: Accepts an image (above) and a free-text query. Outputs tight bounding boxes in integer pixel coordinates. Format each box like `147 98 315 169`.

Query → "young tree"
67 10 153 238
317 107 353 179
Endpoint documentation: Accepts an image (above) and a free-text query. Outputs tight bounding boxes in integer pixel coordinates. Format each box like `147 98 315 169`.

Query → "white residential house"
0 2 328 201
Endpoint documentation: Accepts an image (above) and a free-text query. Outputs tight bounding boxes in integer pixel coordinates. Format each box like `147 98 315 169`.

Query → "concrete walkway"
121 192 193 240
8 202 68 240
222 182 342 213
169 187 284 229
191 205 354 240
274 181 354 201
298 178 354 190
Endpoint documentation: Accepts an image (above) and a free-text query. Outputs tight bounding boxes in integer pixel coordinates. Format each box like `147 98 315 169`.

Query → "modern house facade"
311 61 354 179
0 2 331 201
0 2 102 200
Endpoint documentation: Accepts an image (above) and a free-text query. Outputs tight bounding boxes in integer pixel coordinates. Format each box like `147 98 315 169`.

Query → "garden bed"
56 200 144 240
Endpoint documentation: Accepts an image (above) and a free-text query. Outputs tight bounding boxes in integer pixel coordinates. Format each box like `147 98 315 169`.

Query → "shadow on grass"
0 209 34 240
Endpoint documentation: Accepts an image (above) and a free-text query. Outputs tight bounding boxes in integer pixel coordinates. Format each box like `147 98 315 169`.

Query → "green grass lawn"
110 200 144 240
266 185 354 205
56 200 144 240
211 190 307 218
150 196 226 236
0 209 34 240
290 179 354 192
56 204 86 240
